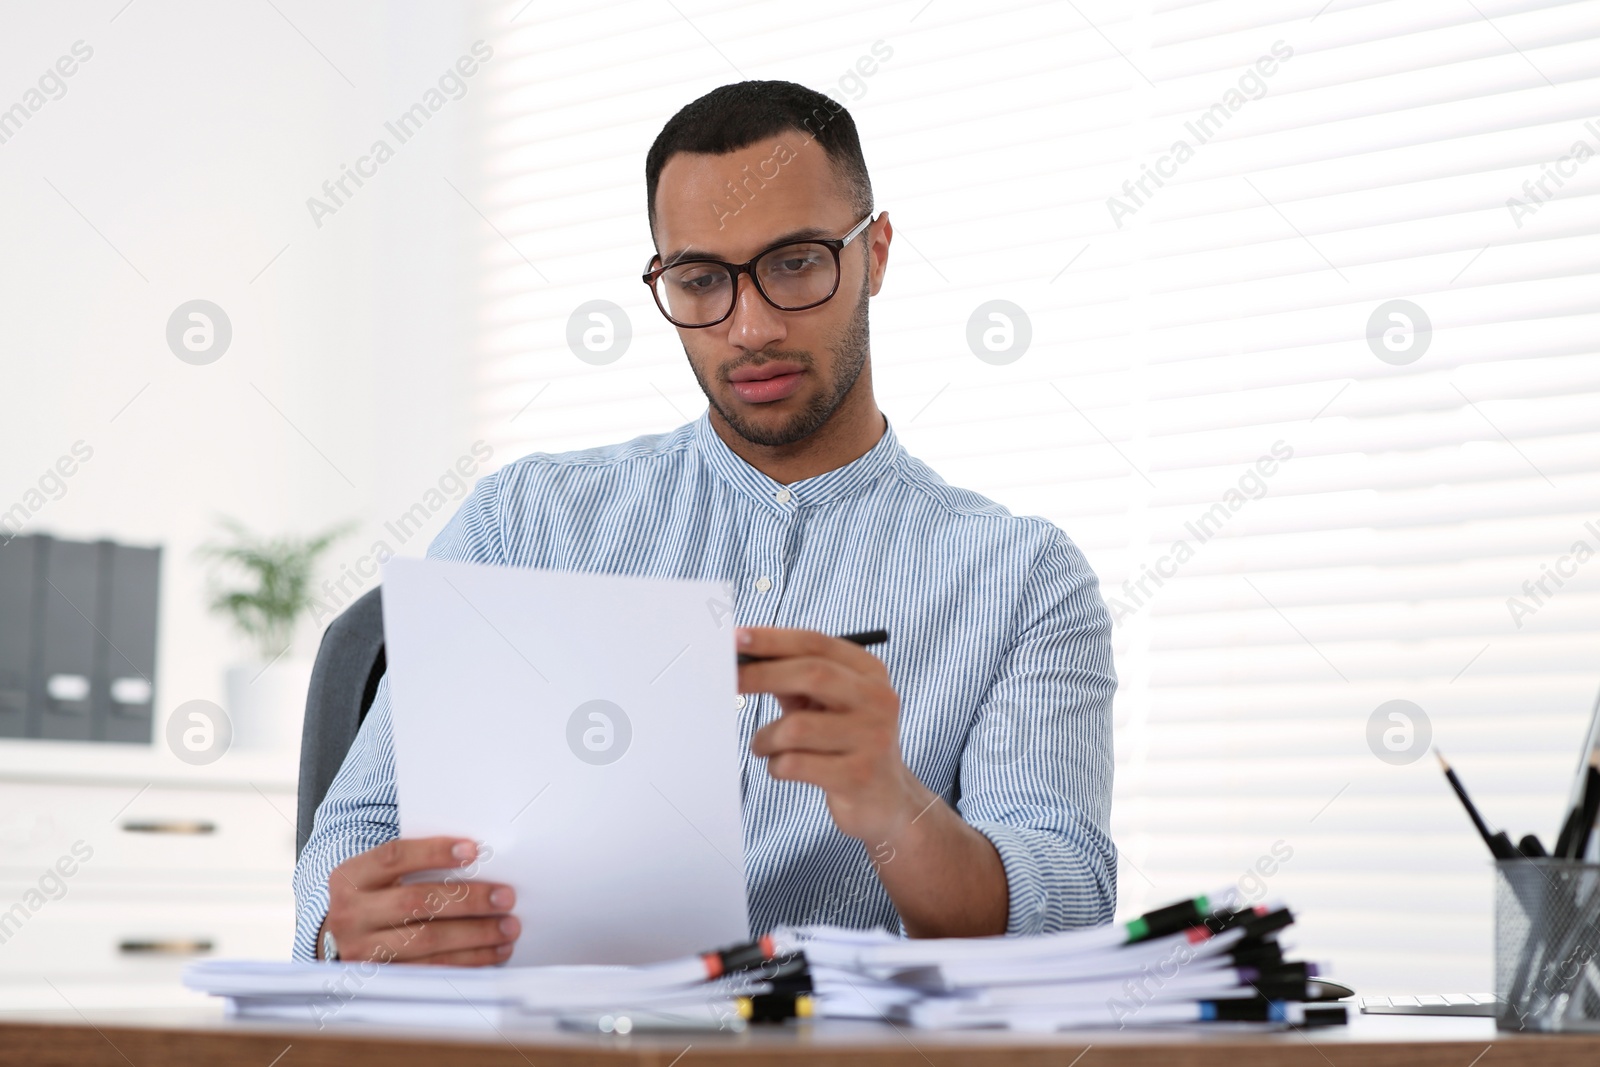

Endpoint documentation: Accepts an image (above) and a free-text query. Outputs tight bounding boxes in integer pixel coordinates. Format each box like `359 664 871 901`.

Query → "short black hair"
645 80 873 240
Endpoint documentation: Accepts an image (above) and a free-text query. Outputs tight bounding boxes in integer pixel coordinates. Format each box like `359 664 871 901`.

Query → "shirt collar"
693 408 902 512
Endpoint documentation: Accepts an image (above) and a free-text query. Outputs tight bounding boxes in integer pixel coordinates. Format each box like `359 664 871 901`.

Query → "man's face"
651 136 878 448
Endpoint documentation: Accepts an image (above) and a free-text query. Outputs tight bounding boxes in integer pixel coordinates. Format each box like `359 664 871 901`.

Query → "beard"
687 268 870 448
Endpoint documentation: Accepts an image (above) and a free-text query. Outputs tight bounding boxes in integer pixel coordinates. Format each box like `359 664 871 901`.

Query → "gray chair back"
295 586 386 859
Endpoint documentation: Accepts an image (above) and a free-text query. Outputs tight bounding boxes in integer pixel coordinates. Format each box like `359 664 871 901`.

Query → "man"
293 79 1116 966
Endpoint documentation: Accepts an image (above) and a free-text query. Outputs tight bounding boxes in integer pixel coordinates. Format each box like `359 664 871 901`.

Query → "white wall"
0 0 486 715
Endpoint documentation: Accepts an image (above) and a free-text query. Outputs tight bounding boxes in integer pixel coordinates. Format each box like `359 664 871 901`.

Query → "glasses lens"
755 243 838 309
656 262 733 327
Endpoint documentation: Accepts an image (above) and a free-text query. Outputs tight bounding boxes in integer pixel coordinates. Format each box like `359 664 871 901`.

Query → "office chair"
295 585 386 860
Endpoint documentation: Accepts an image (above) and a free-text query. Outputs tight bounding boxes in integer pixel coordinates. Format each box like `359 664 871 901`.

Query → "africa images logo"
566 700 632 766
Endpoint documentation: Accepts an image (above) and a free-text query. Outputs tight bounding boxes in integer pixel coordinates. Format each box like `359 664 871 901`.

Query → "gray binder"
98 541 160 743
37 537 99 741
0 533 161 744
0 536 37 737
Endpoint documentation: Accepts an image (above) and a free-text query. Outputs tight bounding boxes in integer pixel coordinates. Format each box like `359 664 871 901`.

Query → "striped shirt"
292 409 1117 960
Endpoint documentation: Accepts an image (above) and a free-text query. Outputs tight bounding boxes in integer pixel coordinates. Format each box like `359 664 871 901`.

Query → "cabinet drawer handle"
121 820 217 835
118 939 214 956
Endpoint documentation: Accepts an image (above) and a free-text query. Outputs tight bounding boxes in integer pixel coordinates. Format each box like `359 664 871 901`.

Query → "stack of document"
772 892 1347 1031
186 893 1344 1033
183 940 796 1031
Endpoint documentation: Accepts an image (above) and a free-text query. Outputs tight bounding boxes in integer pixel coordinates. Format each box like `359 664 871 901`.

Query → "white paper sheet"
380 558 750 966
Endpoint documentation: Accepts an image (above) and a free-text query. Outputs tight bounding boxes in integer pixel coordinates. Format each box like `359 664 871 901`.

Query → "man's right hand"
317 837 520 966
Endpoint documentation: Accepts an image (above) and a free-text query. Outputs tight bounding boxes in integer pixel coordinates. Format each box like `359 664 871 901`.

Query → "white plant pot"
224 657 314 755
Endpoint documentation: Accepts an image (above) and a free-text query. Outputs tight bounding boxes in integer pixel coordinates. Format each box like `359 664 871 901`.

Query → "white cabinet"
0 889 294 979
0 742 299 1007
0 782 297 880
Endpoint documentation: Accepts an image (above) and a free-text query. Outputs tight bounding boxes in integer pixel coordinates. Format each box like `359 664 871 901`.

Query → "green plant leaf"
198 516 355 661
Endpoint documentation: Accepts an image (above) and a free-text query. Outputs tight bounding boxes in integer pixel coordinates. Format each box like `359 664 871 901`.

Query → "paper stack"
183 936 805 1032
773 891 1348 1031
186 892 1345 1033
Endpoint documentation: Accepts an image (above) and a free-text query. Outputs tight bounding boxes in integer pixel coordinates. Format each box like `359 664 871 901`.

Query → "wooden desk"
3 1006 1599 1067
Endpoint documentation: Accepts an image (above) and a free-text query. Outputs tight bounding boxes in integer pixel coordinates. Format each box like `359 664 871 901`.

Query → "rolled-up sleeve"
957 525 1117 935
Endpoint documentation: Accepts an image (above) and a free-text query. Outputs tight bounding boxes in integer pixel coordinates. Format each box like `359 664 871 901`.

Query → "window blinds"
467 0 1600 992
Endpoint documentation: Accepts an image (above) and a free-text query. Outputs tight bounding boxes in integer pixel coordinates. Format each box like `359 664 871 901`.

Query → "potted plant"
199 517 351 754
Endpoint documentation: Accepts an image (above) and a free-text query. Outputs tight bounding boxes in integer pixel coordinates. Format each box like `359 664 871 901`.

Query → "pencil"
1435 749 1517 860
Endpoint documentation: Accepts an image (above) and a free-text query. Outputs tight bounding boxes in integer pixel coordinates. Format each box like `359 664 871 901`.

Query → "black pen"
1555 804 1583 858
1436 749 1518 860
1567 752 1600 859
737 628 888 665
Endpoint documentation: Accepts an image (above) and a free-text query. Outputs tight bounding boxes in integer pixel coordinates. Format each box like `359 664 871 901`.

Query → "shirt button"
775 488 792 504
735 695 747 710
755 576 772 593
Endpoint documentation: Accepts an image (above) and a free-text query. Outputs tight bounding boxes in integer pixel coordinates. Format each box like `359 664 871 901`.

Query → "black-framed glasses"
642 214 874 328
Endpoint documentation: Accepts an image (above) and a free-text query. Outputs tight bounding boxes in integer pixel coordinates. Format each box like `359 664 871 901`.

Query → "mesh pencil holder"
1495 858 1600 1032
